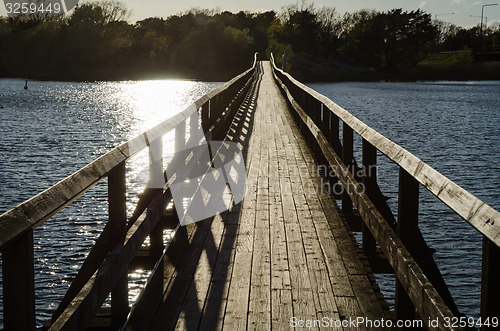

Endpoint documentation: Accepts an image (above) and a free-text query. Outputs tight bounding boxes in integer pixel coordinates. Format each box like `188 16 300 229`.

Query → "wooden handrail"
0 52 259 250
270 53 500 329
270 54 500 247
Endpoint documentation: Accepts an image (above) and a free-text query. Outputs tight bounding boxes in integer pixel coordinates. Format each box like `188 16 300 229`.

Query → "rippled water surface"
309 81 500 319
0 78 498 326
0 78 222 326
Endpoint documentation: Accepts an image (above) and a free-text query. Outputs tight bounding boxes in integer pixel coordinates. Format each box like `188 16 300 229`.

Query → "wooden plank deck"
130 61 389 330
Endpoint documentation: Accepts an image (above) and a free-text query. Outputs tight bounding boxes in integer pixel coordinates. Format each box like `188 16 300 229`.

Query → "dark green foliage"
0 0 497 81
0 2 272 80
170 24 253 79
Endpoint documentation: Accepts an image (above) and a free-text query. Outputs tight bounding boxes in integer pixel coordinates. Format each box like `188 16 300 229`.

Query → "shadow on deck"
125 62 389 330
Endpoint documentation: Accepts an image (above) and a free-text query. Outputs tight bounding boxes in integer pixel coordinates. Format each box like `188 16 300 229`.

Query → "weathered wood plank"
199 83 260 329
281 160 318 321
280 117 340 320
247 89 272 330
126 61 393 330
271 62 461 329
284 101 386 326
248 176 271 330
269 117 294 331
174 211 227 330
2 230 36 330
222 78 263 330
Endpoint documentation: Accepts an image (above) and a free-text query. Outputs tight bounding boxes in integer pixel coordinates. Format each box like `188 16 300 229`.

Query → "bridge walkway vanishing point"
128 61 389 330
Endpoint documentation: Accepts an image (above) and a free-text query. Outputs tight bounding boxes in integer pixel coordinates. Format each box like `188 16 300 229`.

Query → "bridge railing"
270 53 500 330
0 53 258 330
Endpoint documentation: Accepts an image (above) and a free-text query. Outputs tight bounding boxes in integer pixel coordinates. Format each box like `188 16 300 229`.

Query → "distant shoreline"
287 61 500 83
1 61 499 83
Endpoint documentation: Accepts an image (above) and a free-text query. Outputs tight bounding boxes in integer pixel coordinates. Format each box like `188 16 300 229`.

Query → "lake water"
0 78 499 326
0 78 222 327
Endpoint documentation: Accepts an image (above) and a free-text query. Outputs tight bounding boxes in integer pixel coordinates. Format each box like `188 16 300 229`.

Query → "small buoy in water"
24 80 28 90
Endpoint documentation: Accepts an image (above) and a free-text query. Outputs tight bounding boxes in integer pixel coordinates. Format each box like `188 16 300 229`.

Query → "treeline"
0 2 272 80
0 1 499 81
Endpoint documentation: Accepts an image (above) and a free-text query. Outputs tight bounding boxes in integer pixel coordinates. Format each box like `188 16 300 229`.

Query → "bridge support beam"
362 139 377 256
342 123 354 217
109 162 129 328
481 237 500 330
2 230 36 330
395 167 417 321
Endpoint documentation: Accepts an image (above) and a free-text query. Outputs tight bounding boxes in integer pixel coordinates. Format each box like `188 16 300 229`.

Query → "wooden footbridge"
1 54 499 330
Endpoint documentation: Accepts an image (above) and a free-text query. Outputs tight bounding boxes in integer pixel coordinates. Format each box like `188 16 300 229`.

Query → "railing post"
323 104 330 144
319 103 328 169
2 230 36 330
175 121 186 153
149 137 164 259
201 102 210 140
395 167 418 321
323 108 337 194
330 112 341 156
313 98 323 163
302 92 310 145
481 237 500 331
362 139 377 256
149 137 164 190
342 122 354 216
189 108 201 147
108 161 129 327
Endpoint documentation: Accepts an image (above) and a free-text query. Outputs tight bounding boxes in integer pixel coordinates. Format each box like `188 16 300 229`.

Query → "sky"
1 0 499 28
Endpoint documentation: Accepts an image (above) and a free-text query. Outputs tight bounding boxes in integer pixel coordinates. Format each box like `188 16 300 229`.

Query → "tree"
69 1 130 27
170 23 253 79
339 9 438 69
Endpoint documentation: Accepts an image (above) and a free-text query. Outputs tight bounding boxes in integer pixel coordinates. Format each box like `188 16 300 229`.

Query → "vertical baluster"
330 112 341 156
201 102 210 139
320 103 328 167
109 161 128 327
342 123 353 216
2 230 36 330
301 89 307 111
322 104 329 142
395 167 418 321
481 237 500 331
303 92 310 144
148 137 164 190
308 95 315 154
175 121 186 153
149 137 164 260
362 139 377 256
173 119 187 223
189 108 201 147
323 107 335 191
315 99 325 165
310 96 317 156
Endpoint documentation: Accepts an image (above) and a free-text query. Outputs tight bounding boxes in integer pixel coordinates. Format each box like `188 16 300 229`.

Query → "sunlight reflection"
119 80 201 136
